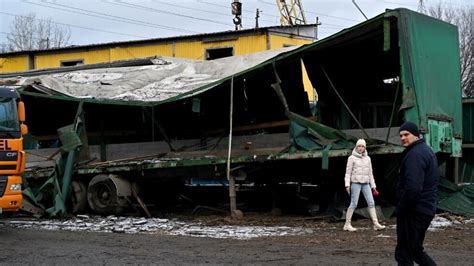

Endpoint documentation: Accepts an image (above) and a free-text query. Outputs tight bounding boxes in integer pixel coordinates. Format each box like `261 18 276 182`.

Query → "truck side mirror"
18 101 26 122
21 124 28 135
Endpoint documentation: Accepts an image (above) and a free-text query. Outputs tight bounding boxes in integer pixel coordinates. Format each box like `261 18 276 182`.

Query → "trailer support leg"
454 157 459 185
132 184 151 218
229 175 237 216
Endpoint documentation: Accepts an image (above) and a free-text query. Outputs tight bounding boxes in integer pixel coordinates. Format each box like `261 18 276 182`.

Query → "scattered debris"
3 215 313 240
4 213 471 239
429 216 455 231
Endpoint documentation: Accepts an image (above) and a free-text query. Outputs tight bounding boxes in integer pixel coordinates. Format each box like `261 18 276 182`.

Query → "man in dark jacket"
395 121 438 266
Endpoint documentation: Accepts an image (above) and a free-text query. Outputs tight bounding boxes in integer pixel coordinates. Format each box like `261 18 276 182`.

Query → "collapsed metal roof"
1 8 462 150
4 46 298 106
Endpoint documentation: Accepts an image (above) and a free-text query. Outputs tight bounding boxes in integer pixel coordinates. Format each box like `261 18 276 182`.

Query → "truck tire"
70 180 87 214
87 174 129 215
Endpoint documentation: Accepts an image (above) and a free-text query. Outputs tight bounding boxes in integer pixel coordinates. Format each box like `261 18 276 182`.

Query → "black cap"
399 121 420 137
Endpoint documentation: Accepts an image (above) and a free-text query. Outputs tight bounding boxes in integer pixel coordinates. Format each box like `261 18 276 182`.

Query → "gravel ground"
0 213 473 265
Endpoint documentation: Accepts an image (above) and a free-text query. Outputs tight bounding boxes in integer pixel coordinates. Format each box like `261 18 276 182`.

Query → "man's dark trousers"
395 210 436 266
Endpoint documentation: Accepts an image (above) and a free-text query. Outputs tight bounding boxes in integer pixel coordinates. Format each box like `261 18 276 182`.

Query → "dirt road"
1 216 473 265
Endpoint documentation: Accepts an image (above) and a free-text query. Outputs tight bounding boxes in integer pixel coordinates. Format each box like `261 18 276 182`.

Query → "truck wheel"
70 180 87 214
87 174 129 215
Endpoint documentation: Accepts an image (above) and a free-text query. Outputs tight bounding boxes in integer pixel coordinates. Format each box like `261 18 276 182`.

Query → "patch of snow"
54 72 123 84
428 216 453 231
108 92 143 101
5 216 313 240
465 218 474 224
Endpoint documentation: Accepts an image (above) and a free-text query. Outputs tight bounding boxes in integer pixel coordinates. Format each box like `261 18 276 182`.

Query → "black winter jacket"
396 139 438 216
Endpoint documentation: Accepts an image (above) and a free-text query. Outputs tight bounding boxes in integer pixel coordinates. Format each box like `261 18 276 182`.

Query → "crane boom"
275 0 307 26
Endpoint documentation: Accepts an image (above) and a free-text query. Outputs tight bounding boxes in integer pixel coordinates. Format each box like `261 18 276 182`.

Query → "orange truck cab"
0 87 27 214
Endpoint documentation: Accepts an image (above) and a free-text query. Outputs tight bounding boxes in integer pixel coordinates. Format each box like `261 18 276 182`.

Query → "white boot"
343 208 357 232
368 207 386 230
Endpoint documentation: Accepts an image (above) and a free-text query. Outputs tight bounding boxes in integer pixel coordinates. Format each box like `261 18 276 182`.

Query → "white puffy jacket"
344 148 376 188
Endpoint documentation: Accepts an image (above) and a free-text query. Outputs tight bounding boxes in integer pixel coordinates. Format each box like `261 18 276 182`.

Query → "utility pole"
315 17 321 40
255 8 261 28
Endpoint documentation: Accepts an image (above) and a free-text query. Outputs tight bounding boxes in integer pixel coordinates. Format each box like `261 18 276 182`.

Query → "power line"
0 11 148 39
151 0 233 20
153 0 276 25
22 0 197 34
0 31 48 41
258 0 361 23
107 0 348 32
321 22 352 28
199 0 278 18
306 11 360 23
320 24 348 30
104 0 230 26
382 1 420 8
318 29 340 34
198 0 278 22
44 0 199 33
382 0 471 9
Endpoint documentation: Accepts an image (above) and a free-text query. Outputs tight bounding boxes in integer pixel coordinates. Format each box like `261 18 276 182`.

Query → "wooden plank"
206 117 317 136
25 133 291 164
233 117 316 132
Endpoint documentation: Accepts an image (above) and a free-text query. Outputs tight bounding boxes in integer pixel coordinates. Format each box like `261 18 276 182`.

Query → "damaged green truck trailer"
18 8 462 216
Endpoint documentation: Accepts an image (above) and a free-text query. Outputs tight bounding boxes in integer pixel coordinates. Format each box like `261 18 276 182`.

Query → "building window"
60 59 84 67
205 47 233 60
28 54 35 70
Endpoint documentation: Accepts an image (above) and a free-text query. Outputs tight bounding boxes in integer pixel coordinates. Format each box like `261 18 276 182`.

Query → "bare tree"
5 13 71 52
0 44 8 53
419 1 473 97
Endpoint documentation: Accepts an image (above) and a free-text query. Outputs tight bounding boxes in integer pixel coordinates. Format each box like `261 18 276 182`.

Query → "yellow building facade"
0 25 316 72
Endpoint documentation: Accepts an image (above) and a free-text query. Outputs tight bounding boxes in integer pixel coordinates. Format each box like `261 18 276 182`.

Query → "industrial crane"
275 0 307 26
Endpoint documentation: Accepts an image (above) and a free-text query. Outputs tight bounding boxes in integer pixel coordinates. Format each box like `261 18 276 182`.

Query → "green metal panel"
425 119 459 155
427 122 440 152
396 9 463 138
437 179 474 217
452 138 462 157
191 98 201 113
383 19 391 52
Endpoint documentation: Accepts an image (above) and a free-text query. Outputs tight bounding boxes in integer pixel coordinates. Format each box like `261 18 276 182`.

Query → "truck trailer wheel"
87 174 131 215
70 180 87 214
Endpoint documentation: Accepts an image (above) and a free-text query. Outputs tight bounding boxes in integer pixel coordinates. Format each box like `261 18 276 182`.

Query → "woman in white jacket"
343 139 385 231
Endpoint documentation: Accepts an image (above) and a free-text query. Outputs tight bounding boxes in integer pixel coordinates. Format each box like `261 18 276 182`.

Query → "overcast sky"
0 0 472 47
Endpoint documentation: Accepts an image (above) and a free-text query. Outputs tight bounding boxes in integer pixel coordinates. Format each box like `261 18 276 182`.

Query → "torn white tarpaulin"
11 47 298 102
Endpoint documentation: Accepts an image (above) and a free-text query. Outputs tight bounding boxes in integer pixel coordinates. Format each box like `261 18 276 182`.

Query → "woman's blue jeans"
349 182 375 209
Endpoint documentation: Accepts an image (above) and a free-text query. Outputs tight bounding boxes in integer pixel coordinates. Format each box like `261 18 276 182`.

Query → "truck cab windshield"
0 97 20 138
